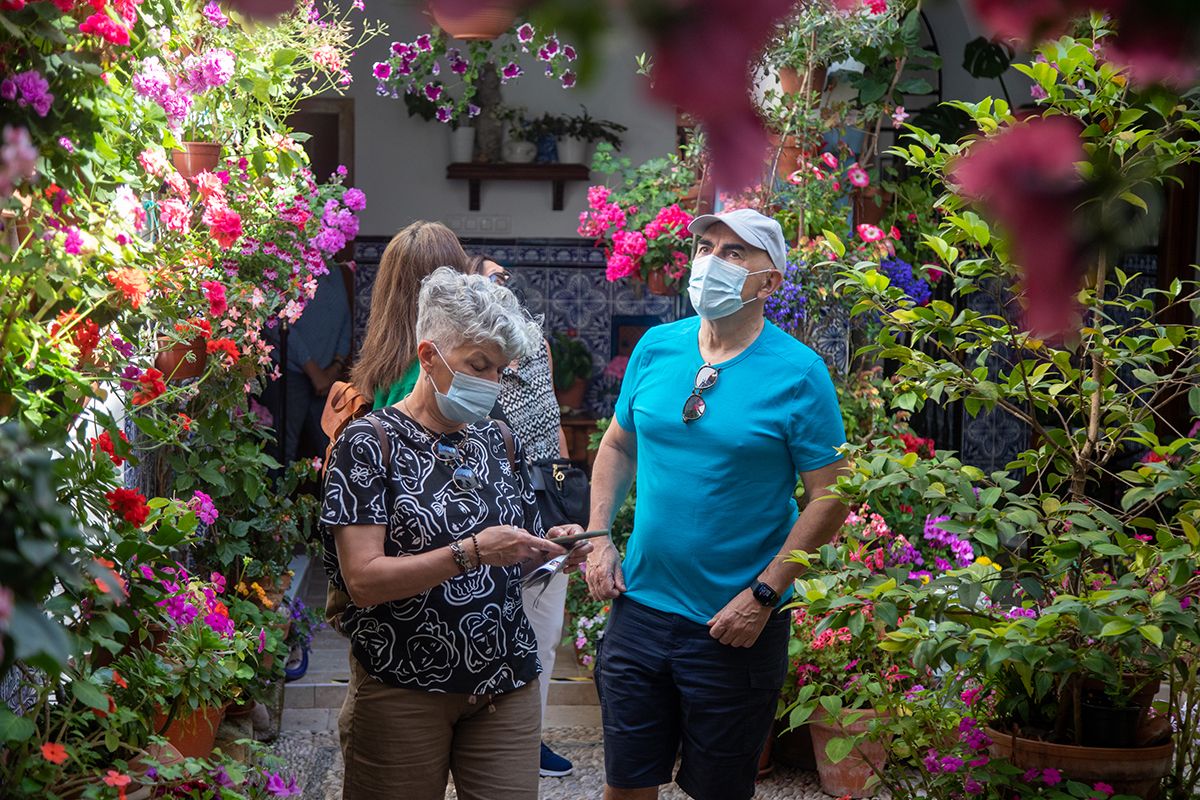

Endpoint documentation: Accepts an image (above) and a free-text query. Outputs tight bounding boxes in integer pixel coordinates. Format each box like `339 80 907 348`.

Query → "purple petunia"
423 82 442 101
517 22 534 42
500 62 522 82
435 105 452 123
372 61 391 81
561 71 577 88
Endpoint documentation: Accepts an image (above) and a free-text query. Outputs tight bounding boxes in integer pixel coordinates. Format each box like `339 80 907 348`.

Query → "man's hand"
706 588 772 648
585 539 626 600
547 524 594 575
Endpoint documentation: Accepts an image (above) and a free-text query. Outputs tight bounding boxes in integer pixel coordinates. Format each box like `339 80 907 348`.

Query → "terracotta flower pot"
779 65 827 98
646 268 675 296
987 726 1173 800
172 142 222 180
554 377 587 411
810 709 889 799
427 2 517 40
852 186 893 227
153 704 226 759
155 337 208 381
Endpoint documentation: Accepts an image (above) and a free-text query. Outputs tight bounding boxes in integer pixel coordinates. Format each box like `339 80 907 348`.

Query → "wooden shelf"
446 162 591 211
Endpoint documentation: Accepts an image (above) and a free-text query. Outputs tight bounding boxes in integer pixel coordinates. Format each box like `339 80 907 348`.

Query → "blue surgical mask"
428 345 501 424
687 254 772 320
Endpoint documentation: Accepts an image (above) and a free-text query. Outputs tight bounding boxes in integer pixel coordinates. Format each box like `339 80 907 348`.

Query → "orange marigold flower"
41 742 68 764
106 268 150 309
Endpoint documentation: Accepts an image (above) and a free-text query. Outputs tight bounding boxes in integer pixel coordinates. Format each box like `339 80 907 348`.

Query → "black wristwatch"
751 580 780 608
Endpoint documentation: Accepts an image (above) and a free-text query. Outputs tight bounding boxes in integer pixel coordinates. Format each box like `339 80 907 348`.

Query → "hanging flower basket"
426 2 518 40
172 142 222 180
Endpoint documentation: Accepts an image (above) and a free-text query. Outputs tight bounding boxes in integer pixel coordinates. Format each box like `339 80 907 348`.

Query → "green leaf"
822 229 846 258
1138 625 1164 647
1120 191 1149 213
896 77 934 95
272 48 299 68
858 78 889 105
962 36 1013 79
820 695 844 717
0 708 36 743
71 678 110 711
1100 619 1134 637
825 736 856 764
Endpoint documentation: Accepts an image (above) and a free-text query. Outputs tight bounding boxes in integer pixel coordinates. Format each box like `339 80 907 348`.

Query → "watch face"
754 582 776 605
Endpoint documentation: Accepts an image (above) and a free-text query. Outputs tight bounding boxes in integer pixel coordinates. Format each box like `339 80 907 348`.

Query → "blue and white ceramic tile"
547 269 610 330
612 281 677 316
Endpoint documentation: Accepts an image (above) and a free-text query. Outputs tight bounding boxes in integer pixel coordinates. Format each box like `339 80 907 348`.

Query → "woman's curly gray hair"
415 266 543 360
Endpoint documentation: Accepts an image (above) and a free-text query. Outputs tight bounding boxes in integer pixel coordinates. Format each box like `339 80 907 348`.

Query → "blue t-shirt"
614 317 846 624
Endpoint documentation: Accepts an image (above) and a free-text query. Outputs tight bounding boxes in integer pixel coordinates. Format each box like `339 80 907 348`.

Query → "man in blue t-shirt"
585 208 850 800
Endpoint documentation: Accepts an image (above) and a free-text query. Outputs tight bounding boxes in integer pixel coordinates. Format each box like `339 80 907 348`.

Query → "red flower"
949 116 1086 338
90 430 128 466
177 413 192 432
112 670 128 688
41 742 68 764
105 488 149 526
131 367 165 405
206 337 239 365
79 12 131 45
104 770 131 800
204 207 243 249
50 312 101 363
201 280 228 317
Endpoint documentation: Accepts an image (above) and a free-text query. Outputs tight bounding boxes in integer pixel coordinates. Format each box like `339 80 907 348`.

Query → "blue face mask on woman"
687 254 772 320
428 345 502 424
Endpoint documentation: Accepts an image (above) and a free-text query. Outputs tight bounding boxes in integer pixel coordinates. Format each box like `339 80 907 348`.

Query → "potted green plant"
527 112 573 163
560 105 627 165
549 332 593 411
811 20 1200 798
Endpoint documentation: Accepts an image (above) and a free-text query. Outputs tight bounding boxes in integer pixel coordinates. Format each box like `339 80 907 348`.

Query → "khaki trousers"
338 657 541 800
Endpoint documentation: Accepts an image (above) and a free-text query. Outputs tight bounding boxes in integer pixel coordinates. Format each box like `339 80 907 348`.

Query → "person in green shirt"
351 220 471 408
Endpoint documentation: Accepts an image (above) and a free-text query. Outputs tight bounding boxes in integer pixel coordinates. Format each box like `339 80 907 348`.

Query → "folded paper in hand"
521 555 568 607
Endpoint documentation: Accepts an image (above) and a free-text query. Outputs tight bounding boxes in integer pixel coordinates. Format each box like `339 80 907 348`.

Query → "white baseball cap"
687 208 787 272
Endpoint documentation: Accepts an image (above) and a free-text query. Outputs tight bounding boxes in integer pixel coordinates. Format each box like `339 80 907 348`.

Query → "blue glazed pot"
535 134 559 163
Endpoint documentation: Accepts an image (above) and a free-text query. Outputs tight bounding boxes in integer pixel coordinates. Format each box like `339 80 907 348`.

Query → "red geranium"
79 12 131 45
175 318 213 339
206 337 239 365
90 430 129 466
131 367 166 405
104 487 149 526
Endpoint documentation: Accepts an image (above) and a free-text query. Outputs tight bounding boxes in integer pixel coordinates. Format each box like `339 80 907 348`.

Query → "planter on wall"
153 704 226 759
554 377 587 412
171 142 222 180
155 337 208 381
427 2 517 40
778 65 827 98
645 268 676 297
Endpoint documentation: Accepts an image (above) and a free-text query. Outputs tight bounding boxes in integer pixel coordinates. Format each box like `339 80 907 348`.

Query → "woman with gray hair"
321 267 593 800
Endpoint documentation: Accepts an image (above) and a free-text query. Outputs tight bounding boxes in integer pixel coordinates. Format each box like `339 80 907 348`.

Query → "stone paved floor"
269 721 840 800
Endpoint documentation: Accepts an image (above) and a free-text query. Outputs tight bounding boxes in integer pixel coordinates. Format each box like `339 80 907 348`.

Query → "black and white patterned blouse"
320 407 544 695
499 341 562 463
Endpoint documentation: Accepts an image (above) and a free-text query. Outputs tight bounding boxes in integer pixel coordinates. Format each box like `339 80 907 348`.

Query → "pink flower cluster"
178 49 236 95
150 564 235 638
1 125 38 200
189 490 219 525
133 58 193 128
579 187 694 284
810 626 853 650
1 70 54 117
313 190 361 253
202 0 229 27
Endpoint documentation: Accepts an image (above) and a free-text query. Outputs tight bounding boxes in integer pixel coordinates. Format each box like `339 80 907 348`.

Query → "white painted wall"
344 0 678 240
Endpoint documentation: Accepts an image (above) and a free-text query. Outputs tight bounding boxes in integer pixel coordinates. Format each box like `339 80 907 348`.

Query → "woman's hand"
474 525 565 567
547 524 594 575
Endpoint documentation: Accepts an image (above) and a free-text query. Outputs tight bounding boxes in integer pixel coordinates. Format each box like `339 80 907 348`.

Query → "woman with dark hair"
351 220 470 408
467 254 577 778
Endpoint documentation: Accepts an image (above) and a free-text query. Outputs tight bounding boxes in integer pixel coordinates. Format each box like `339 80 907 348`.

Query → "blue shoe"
539 742 573 777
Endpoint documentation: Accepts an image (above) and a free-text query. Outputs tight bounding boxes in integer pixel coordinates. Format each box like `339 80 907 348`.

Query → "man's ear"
759 269 784 298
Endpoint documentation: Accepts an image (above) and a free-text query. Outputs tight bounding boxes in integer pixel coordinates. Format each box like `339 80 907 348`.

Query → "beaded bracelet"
469 532 481 570
448 540 471 575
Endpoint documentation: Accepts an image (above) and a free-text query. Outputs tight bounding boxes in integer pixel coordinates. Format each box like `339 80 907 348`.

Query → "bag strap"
491 417 518 473
364 415 392 465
